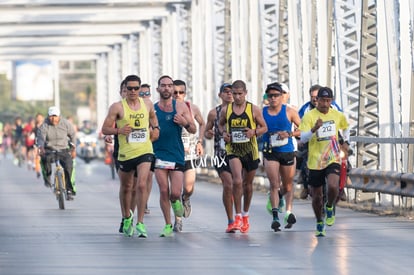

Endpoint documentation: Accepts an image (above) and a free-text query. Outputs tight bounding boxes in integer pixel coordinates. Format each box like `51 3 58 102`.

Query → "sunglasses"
174 91 185 95
267 93 282 99
139 91 151 97
126 86 140 91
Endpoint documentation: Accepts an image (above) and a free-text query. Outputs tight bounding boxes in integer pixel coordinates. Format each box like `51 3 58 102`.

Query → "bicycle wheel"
56 170 65 210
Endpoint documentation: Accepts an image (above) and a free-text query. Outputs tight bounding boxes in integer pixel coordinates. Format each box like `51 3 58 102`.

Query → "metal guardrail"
347 168 414 197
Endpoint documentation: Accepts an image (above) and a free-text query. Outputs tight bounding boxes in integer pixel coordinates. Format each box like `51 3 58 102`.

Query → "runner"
172 79 205 232
261 82 301 231
204 83 235 232
218 80 268 233
101 75 159 237
298 86 350 237
152 75 196 237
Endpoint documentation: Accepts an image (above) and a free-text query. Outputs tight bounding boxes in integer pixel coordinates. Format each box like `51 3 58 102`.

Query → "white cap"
281 83 290 94
48 106 60 116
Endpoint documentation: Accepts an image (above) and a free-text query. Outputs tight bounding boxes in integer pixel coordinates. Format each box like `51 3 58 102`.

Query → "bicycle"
47 150 68 210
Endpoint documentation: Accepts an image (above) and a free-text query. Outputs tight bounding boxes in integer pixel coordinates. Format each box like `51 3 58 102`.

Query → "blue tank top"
153 100 184 166
263 104 294 152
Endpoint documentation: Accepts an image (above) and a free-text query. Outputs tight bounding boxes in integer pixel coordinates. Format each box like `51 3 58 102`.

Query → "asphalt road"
1 155 413 275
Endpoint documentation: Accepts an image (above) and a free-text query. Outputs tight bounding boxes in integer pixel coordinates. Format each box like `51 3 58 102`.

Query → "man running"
204 83 235 232
218 80 268 233
172 79 205 232
298 86 350 237
102 75 159 237
261 82 301 231
152 75 196 237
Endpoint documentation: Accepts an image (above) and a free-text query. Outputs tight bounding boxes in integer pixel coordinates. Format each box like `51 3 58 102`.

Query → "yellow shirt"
298 108 349 170
225 102 259 160
117 98 153 161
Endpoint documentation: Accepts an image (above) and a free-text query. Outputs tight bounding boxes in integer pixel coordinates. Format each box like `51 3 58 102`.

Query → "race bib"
270 133 288 147
230 128 249 143
316 121 336 141
154 159 176 170
128 128 147 143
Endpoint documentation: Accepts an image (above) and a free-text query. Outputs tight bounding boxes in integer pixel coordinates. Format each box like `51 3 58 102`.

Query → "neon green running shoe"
315 221 326 237
325 205 336 226
136 222 147 238
171 200 184 217
160 224 173 237
123 210 134 237
266 192 272 215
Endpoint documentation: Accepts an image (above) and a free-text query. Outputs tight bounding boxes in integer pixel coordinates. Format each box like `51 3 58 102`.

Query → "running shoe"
300 188 308 199
173 217 183 232
315 221 326 237
66 190 74 201
160 224 173 237
123 210 134 237
230 215 242 231
44 176 52 188
118 218 124 233
284 212 296 229
266 192 272 215
182 194 192 218
325 205 336 226
225 223 236 233
171 200 184 217
136 222 147 238
240 216 250 233
271 218 281 232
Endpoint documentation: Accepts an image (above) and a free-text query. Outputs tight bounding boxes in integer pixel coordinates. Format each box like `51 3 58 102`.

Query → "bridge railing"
345 136 414 209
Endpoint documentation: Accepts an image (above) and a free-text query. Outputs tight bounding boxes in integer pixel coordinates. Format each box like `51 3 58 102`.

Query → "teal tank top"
153 100 184 166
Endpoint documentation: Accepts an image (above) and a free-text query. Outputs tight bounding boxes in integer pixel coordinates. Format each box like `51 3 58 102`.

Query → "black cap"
265 82 283 93
317 87 334 98
220 83 232 93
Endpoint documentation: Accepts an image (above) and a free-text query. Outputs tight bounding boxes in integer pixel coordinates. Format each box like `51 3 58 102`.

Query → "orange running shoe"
225 223 236 233
229 215 242 231
240 216 250 233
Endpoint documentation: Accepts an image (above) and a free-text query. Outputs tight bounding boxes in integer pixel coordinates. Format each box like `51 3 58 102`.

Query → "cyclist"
37 106 77 200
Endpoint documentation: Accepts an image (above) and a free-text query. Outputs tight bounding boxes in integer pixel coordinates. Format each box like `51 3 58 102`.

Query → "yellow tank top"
117 98 153 161
225 102 259 160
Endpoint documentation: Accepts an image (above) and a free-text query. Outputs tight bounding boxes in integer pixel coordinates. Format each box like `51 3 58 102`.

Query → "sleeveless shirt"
225 102 259 160
153 100 185 166
262 104 294 152
117 98 153 161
